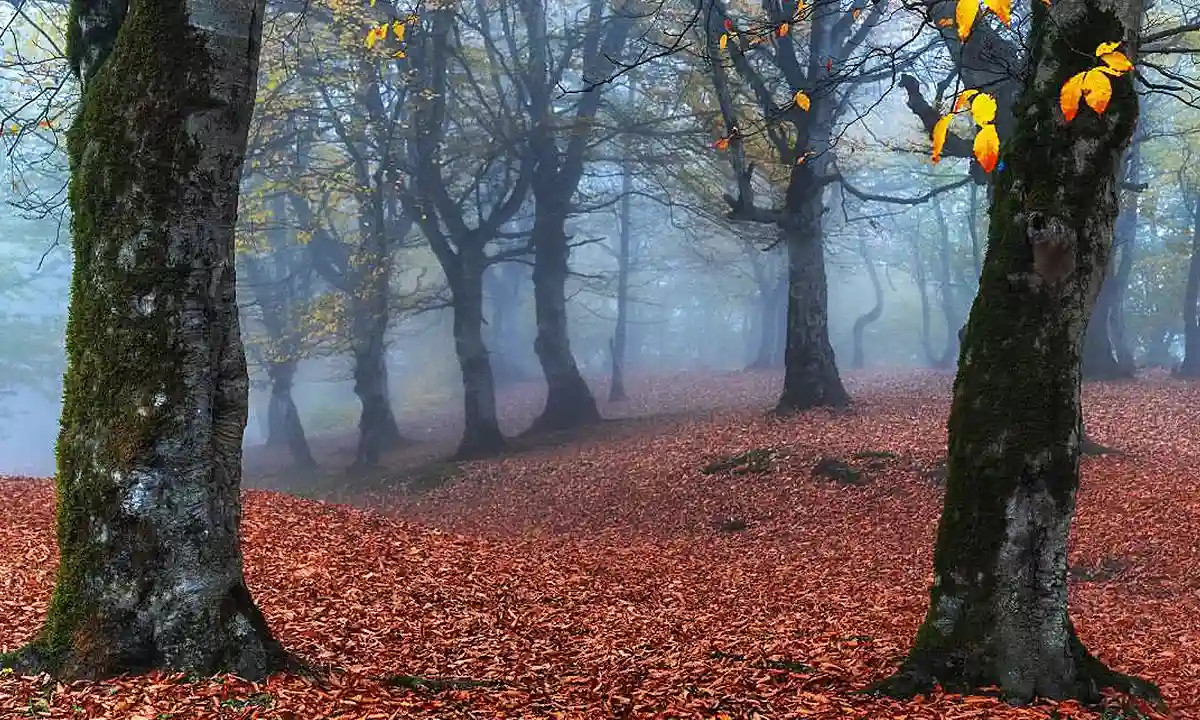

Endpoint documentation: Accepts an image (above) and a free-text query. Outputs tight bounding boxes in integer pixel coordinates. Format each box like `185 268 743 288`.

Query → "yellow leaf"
983 0 1011 24
1060 71 1085 122
793 90 811 111
973 123 999 172
719 33 728 50
393 20 406 41
1100 51 1132 74
1095 41 1121 56
8 123 18 135
955 0 979 41
394 50 407 58
970 92 997 125
953 89 979 113
1081 67 1113 114
931 113 953 164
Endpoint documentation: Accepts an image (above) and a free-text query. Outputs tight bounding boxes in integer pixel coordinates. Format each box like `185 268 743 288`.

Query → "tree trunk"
3 0 287 680
851 234 884 369
349 258 404 467
609 163 633 401
913 238 943 368
934 198 961 367
266 358 315 469
528 211 602 433
1081 270 1130 379
1111 147 1139 370
776 186 849 412
1177 193 1200 376
878 0 1160 706
749 259 787 370
453 250 506 458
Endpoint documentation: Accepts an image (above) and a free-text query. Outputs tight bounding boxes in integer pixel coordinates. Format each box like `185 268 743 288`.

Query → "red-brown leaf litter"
2 370 1197 718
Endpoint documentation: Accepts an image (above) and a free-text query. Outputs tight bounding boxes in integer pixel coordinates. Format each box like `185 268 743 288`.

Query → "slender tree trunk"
528 209 602 433
776 187 849 412
934 199 960 367
749 258 787 370
609 163 633 401
879 0 1160 706
1111 147 1139 370
266 359 315 469
453 249 506 458
486 261 532 386
851 234 884 369
1082 270 1129 379
1177 193 1200 376
913 240 942 367
3 0 287 680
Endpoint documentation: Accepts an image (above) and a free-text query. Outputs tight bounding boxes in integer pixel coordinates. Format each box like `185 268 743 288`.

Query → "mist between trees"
0 0 1196 710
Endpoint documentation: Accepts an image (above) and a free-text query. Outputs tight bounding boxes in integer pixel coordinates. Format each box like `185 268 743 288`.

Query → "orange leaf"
1081 67 1113 114
1100 51 1133 74
955 0 979 41
983 0 1011 24
851 8 862 19
714 137 730 151
1060 71 1085 122
931 113 953 164
953 89 979 113
776 22 790 36
793 90 811 111
936 16 954 26
973 123 999 172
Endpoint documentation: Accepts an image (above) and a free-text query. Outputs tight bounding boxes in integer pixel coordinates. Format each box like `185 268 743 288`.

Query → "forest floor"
2 369 1198 719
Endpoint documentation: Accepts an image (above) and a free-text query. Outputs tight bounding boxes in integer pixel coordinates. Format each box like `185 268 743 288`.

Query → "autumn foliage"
2 371 1197 718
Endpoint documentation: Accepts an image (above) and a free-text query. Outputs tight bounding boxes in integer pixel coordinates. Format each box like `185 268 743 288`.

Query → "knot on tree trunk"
1026 212 1077 287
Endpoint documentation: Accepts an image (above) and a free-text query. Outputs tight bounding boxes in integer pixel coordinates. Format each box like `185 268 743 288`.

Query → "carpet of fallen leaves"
2 369 1199 719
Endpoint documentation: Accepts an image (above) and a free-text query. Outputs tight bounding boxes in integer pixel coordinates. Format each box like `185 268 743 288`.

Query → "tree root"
865 636 1166 715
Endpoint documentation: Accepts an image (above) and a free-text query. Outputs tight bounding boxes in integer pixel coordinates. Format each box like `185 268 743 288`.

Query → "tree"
2 0 287 679
878 0 1164 706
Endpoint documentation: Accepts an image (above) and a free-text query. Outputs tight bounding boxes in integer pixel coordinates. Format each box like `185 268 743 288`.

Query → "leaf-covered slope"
2 371 1196 718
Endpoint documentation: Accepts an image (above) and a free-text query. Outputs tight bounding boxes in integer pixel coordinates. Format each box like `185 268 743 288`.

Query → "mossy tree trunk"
878 0 1159 706
3 0 288 680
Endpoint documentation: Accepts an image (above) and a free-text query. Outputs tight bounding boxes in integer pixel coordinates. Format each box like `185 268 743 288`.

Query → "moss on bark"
2 0 287 680
874 0 1158 708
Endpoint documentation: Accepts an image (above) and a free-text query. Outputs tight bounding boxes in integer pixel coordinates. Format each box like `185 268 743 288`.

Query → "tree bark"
776 186 850 412
266 358 315 469
528 209 602 433
1177 193 1200 376
878 0 1160 706
453 250 507 458
4 0 287 680
609 158 634 401
851 234 884 369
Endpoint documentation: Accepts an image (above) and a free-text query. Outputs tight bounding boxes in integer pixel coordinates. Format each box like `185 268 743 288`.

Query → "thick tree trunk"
776 189 849 412
851 234 884 369
453 252 506 458
1177 194 1200 376
528 213 601 433
266 359 315 469
3 0 286 680
879 0 1159 706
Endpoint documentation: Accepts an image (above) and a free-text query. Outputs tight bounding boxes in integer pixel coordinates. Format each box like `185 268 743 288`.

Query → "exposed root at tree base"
866 641 1166 714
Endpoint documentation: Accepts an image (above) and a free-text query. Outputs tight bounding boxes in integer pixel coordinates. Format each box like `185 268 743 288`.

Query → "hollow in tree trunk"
2 0 288 680
876 0 1161 706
